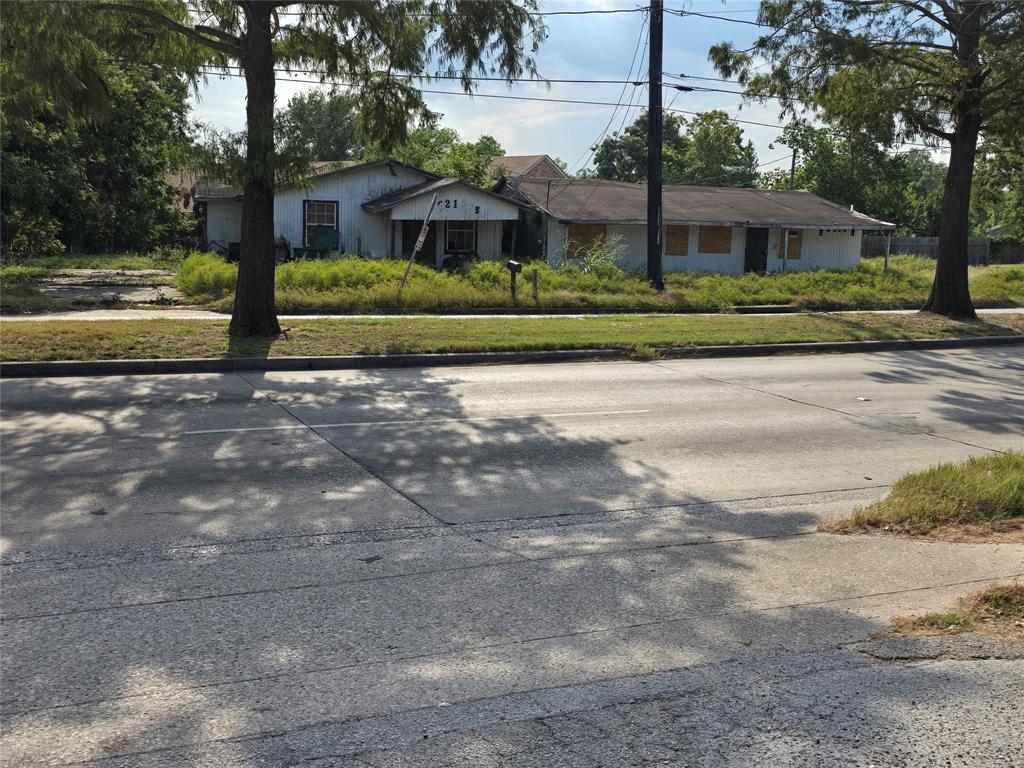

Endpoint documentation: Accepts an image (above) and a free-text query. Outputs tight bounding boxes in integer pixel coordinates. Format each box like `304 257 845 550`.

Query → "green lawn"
823 452 1024 539
1 311 1022 362
177 252 1024 313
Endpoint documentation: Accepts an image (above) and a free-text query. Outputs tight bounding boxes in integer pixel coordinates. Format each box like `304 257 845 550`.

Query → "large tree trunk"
923 0 983 319
923 117 980 318
230 1 280 337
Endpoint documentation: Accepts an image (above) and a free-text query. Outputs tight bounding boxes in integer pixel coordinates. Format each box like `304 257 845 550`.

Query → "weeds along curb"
2 335 1022 379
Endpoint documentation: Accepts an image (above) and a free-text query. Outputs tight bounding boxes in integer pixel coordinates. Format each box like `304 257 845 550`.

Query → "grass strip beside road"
1 311 1023 363
822 452 1024 542
887 583 1024 639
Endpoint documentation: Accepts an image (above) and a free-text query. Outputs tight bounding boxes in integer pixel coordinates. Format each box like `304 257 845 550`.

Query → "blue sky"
187 1 868 176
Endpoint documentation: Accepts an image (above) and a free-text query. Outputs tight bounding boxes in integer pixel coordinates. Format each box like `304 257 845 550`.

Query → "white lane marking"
182 409 651 436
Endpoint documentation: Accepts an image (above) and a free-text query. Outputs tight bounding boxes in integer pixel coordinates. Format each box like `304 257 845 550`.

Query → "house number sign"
436 199 482 215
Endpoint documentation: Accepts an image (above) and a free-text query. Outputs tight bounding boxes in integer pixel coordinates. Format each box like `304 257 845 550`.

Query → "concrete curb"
2 335 1022 379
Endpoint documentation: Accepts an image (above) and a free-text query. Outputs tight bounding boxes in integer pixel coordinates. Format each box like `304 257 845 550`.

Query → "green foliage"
972 131 1024 240
367 123 504 184
710 2 1022 147
281 91 363 161
562 235 628 279
593 110 758 187
178 252 1023 312
178 252 239 296
758 124 948 234
847 452 1024 530
1 64 196 259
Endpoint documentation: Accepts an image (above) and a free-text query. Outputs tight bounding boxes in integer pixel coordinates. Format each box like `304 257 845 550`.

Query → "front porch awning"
362 178 530 221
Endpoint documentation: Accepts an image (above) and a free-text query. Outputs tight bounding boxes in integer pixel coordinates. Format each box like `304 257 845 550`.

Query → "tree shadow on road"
860 347 1024 436
0 363 1000 766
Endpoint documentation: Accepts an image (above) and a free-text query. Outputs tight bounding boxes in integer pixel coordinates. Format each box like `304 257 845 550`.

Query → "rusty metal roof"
513 178 894 229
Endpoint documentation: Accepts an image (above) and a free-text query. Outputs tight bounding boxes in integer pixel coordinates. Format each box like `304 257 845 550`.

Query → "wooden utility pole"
646 0 664 290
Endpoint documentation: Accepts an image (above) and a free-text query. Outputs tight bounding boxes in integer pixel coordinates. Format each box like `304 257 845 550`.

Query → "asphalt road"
2 348 1022 767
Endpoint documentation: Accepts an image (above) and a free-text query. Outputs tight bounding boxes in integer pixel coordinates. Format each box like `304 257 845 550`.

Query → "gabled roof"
362 177 533 213
488 154 568 179
194 159 439 200
512 178 894 229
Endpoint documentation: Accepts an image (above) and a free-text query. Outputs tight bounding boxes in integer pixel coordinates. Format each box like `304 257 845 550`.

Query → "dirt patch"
880 584 1024 642
821 517 1024 543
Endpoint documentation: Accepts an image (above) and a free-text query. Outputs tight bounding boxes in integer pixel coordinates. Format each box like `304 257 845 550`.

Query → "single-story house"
501 177 894 274
194 153 892 273
195 159 527 266
488 154 568 181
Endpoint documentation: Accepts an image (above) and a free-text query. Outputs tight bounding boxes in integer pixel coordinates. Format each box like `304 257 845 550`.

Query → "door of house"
744 227 769 272
401 220 437 265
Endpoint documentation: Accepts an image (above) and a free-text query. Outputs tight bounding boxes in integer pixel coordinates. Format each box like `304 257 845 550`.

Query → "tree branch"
92 3 243 57
846 0 953 34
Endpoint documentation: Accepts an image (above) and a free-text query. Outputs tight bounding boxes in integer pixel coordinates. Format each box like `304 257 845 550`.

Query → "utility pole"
788 149 797 189
646 0 664 290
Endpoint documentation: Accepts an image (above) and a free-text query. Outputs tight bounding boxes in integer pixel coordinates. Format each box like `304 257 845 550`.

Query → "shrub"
178 251 237 296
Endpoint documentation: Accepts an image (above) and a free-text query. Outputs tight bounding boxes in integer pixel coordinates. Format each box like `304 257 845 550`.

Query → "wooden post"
531 268 539 306
884 230 892 272
399 193 438 296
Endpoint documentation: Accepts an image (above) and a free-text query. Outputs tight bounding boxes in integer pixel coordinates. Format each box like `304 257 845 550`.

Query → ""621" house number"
437 199 481 215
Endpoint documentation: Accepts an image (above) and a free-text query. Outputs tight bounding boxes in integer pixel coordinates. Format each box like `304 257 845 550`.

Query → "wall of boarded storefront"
545 220 862 274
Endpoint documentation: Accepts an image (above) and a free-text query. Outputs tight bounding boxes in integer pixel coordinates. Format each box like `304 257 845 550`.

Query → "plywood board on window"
698 225 732 254
665 225 689 256
567 223 605 253
783 228 803 259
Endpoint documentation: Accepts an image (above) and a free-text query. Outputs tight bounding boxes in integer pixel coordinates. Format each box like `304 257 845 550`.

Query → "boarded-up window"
782 228 803 259
567 223 605 253
665 225 689 256
698 226 732 254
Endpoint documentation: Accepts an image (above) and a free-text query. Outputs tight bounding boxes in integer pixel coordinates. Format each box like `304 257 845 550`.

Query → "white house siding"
273 165 428 256
545 219 862 275
767 228 862 272
387 188 520 222
205 200 242 245
546 221 746 275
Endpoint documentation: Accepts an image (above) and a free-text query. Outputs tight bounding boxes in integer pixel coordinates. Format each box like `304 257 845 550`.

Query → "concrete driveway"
1 348 1022 766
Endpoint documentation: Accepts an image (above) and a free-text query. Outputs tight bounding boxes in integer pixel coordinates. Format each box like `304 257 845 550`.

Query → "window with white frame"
445 220 476 253
303 200 338 246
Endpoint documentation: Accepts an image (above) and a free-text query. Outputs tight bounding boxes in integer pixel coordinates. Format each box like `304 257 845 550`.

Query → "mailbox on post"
506 260 522 302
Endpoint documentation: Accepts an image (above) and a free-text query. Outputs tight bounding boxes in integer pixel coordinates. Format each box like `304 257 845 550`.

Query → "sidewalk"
3 306 1023 321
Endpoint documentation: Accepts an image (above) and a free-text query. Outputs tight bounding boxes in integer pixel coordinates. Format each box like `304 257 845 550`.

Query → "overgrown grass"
822 452 1024 538
889 583 1024 637
2 311 1022 362
176 252 1024 313
2 246 190 272
666 256 1024 310
179 253 669 311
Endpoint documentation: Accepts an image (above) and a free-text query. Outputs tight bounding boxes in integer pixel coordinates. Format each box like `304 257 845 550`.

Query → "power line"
193 62 645 86
265 5 648 18
666 7 767 26
193 69 950 153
